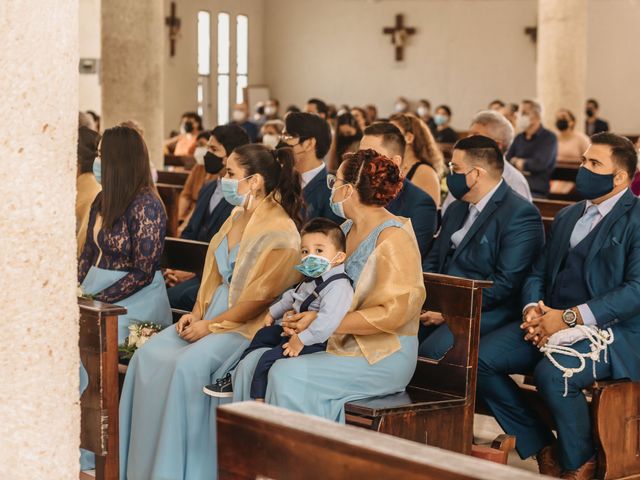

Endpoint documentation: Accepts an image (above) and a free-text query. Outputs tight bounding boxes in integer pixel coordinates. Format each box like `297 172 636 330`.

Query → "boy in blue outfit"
204 217 353 399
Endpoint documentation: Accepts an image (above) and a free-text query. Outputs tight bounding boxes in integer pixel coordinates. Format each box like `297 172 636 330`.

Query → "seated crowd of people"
75 95 640 480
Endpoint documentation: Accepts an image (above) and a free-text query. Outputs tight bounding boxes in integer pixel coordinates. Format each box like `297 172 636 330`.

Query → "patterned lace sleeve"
97 194 167 303
77 202 98 284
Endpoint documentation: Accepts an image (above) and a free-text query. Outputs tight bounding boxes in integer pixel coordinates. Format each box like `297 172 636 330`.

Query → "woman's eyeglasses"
326 174 350 190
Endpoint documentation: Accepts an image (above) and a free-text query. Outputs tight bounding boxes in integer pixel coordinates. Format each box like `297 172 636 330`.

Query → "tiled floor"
474 413 539 474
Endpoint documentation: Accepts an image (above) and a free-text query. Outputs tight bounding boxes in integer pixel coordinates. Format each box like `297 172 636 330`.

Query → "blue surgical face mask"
446 170 473 200
575 167 616 200
221 175 254 206
294 254 336 278
434 114 448 126
93 157 101 184
329 184 351 219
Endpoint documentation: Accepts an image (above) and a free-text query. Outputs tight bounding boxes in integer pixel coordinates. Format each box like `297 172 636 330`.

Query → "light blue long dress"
232 219 419 422
119 237 250 480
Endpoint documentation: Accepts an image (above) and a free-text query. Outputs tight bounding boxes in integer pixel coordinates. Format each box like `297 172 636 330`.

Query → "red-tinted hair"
341 149 403 206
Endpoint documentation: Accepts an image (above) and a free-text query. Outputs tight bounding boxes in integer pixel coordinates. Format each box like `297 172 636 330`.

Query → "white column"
536 0 588 128
101 0 165 167
0 1 80 479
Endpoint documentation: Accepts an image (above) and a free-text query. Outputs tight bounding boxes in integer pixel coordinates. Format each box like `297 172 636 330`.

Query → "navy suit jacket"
303 167 342 223
424 182 544 335
181 180 234 242
388 179 437 258
523 189 640 381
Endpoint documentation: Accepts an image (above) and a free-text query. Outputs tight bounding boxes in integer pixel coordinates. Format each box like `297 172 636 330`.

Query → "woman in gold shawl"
119 144 304 480
232 149 426 422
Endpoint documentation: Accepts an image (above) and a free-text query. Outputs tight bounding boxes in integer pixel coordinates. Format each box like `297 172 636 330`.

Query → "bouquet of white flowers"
119 321 164 361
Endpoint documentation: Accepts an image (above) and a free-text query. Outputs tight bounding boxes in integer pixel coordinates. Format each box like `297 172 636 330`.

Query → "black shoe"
203 373 233 398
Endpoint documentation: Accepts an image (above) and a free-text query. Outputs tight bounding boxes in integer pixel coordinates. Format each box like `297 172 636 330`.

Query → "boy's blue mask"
294 254 334 278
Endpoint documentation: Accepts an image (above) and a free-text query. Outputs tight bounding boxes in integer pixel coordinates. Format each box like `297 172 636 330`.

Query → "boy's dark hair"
300 218 346 252
363 122 406 158
590 132 638 179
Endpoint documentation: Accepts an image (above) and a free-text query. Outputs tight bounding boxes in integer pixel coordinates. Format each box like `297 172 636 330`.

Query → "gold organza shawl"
327 219 426 364
195 195 301 339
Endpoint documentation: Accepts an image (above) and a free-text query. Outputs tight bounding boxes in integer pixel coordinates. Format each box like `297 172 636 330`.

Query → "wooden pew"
79 297 126 480
345 273 493 455
217 402 547 480
551 160 579 182
156 183 183 237
157 168 189 186
160 236 209 322
507 376 640 480
533 198 573 218
164 154 195 170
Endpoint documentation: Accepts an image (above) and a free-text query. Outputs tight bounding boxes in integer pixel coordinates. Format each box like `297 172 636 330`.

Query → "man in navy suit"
359 122 438 257
478 133 640 479
281 112 341 223
167 125 250 311
420 136 544 359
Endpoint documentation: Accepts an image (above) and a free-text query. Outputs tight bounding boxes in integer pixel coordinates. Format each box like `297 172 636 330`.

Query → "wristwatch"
562 308 578 328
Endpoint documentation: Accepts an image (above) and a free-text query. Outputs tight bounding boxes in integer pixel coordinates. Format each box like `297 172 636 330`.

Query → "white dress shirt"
300 163 326 189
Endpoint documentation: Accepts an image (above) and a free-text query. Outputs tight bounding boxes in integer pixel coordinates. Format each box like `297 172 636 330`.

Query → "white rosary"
540 325 614 397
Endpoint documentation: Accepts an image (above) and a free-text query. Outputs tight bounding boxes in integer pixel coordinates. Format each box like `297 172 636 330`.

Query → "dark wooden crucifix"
165 2 181 57
383 14 416 61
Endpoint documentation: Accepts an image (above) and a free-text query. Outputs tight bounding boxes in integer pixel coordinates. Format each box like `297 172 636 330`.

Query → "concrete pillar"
101 0 165 167
536 0 588 128
0 1 80 479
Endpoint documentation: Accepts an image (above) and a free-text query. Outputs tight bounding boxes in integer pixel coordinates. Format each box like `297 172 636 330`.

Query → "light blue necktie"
451 205 480 249
569 205 600 248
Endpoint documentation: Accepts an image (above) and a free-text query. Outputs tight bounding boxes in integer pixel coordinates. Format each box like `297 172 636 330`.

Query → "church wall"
163 0 266 134
78 0 640 135
78 0 265 135
263 0 640 135
587 0 640 135
263 0 539 129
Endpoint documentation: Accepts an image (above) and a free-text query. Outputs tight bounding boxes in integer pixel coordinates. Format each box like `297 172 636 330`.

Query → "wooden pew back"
533 198 573 218
415 273 492 399
345 274 492 454
156 183 183 237
160 236 209 278
217 402 546 480
164 154 195 170
79 297 126 480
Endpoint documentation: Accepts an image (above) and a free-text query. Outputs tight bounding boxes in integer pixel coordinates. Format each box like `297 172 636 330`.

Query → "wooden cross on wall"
165 2 181 57
383 14 416 61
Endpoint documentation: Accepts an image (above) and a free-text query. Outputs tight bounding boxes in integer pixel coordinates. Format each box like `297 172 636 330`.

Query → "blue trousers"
477 322 612 471
244 325 327 399
167 276 201 312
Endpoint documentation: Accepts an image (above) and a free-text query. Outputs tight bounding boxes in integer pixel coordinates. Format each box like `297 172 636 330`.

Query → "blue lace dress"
118 237 250 480
78 189 172 341
232 219 419 422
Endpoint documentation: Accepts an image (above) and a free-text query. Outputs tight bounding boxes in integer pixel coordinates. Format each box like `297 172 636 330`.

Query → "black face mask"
556 119 570 131
204 151 225 174
184 121 194 133
586 108 595 118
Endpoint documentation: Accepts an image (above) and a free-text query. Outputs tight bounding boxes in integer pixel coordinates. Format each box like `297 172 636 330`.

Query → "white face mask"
232 110 246 123
265 106 277 116
417 106 430 118
395 102 407 113
516 113 531 131
193 146 207 165
262 134 280 149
